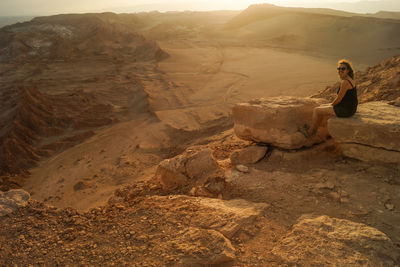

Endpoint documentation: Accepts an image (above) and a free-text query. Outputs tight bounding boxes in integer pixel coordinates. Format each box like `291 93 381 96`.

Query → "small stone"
329 192 341 201
385 203 395 211
311 188 322 195
230 145 268 165
314 182 335 190
339 189 348 197
236 165 249 173
189 187 196 196
73 181 85 191
340 197 349 203
115 204 125 210
239 232 251 242
204 176 225 194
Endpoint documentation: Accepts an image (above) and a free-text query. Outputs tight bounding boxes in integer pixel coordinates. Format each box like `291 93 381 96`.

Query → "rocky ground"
1 131 400 266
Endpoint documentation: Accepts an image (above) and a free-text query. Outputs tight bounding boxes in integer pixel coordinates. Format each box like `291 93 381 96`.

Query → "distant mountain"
273 0 400 14
225 4 357 29
0 16 33 28
225 3 399 29
367 11 400 20
327 0 400 14
224 4 400 65
0 13 167 63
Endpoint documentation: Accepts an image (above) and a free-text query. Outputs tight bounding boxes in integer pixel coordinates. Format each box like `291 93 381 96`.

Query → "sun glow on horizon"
0 0 398 16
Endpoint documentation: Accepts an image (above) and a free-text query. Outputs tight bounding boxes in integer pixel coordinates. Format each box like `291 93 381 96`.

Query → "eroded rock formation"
156 147 219 190
0 189 30 216
272 215 400 265
0 13 168 63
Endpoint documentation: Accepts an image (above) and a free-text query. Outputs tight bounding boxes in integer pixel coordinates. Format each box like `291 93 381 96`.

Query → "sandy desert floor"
21 42 341 211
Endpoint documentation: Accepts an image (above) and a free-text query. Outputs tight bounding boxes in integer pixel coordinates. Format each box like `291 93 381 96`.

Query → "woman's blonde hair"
338 59 354 79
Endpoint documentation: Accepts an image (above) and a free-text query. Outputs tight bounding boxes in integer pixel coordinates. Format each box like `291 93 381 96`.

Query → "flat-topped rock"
233 97 329 149
272 215 400 265
328 101 400 150
328 101 400 163
339 143 400 164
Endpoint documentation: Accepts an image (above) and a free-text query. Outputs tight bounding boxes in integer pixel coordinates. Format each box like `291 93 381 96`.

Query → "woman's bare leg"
309 104 335 135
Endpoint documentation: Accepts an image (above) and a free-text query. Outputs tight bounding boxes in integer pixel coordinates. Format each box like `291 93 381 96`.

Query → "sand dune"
368 11 400 20
224 4 400 66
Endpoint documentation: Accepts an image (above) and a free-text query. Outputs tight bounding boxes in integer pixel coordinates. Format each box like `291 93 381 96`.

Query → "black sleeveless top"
333 79 358 118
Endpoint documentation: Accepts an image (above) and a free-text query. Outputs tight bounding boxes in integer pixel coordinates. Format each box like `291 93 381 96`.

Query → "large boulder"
0 189 30 216
233 97 329 149
272 215 400 265
328 101 400 163
155 156 188 190
185 148 218 179
156 147 218 190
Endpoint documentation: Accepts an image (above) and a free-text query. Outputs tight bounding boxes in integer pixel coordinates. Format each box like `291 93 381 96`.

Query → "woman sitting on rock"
307 59 358 136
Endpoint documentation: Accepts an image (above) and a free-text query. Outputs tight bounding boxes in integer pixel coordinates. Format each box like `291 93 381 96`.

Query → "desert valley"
0 3 400 266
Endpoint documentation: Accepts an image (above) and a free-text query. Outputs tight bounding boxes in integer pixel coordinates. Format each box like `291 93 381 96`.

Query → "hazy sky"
0 0 399 16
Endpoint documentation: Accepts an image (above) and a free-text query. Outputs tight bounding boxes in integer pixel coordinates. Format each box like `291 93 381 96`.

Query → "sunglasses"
337 67 347 71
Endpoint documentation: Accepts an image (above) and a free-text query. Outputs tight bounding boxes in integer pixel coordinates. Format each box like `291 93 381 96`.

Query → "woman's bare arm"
332 80 352 106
